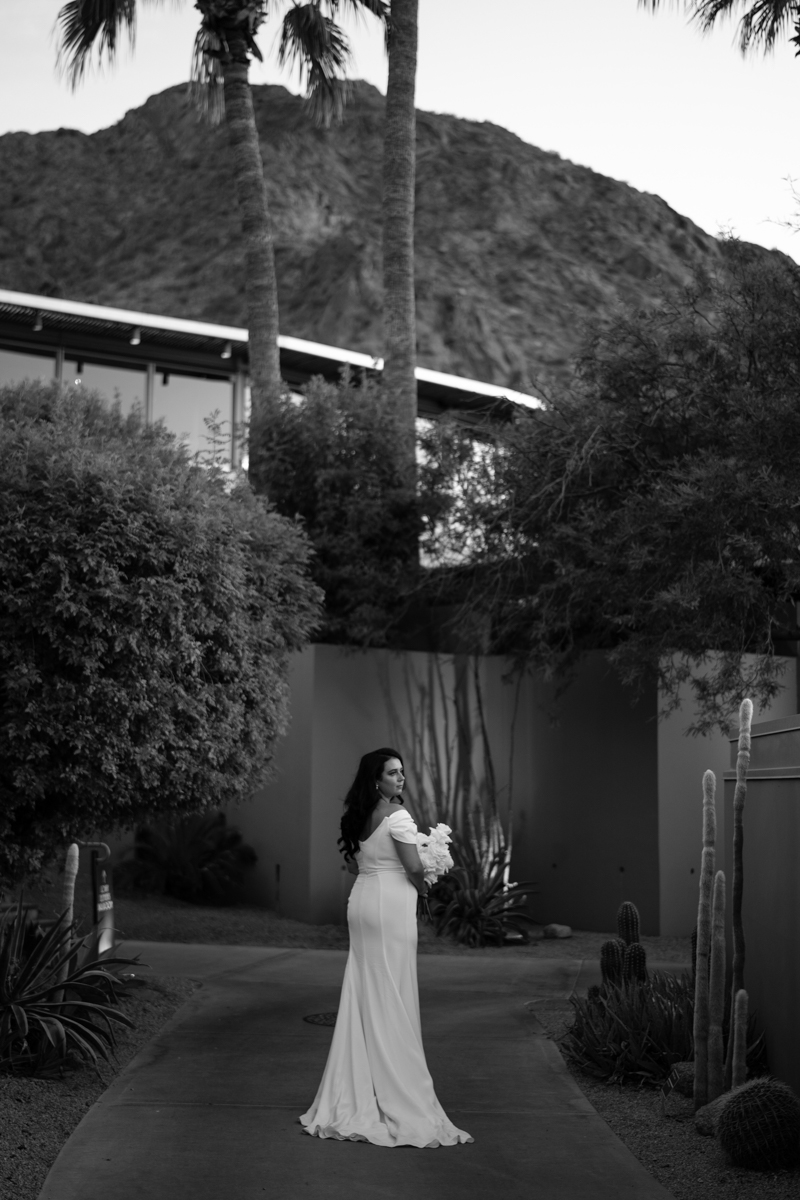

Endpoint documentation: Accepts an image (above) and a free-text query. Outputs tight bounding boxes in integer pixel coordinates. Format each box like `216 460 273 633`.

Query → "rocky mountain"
0 82 764 392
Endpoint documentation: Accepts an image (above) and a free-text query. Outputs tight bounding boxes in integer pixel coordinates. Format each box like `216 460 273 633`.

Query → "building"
0 288 540 466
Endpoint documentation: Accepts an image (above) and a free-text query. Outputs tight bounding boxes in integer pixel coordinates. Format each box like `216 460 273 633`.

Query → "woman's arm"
345 858 359 877
392 841 428 895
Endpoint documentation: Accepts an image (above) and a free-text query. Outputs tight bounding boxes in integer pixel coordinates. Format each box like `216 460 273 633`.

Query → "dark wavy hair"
338 747 404 861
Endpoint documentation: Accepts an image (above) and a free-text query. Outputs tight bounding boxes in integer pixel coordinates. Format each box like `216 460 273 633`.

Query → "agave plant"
116 811 257 904
0 898 137 1076
429 820 538 948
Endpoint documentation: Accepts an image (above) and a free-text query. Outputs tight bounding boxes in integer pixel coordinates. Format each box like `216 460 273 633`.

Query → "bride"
300 747 472 1149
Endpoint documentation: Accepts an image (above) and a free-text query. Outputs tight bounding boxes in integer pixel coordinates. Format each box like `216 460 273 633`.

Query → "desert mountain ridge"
0 82 783 392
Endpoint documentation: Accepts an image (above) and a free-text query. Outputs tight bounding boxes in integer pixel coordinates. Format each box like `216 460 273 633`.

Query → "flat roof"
0 289 542 420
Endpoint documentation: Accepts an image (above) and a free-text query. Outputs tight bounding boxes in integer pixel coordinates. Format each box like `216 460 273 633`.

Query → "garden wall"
228 645 665 931
723 713 800 1094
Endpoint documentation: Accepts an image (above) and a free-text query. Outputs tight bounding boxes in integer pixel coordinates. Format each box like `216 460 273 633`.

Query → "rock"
695 1093 730 1136
672 1062 695 1098
543 923 572 939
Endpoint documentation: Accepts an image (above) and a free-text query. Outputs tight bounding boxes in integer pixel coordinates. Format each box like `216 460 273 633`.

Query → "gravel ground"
0 976 197 1200
533 997 800 1200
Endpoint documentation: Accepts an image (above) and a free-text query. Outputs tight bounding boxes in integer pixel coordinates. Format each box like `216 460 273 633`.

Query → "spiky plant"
694 767 716 1110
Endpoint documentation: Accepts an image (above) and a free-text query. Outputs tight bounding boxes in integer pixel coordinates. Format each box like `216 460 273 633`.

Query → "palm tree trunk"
382 0 418 474
221 30 283 490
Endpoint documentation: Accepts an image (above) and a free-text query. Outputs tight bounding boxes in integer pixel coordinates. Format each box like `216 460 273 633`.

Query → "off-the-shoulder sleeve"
387 808 418 844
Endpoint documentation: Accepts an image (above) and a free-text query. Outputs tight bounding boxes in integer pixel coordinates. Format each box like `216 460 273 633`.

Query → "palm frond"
279 3 352 126
638 0 798 55
55 0 140 87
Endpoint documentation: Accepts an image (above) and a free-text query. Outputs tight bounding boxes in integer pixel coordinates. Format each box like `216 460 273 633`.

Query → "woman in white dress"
300 747 472 1149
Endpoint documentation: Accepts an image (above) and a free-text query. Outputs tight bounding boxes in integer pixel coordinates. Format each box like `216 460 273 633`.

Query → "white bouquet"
416 823 454 887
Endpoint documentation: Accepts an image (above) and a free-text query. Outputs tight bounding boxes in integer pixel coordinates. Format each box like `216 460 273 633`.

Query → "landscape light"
130 327 141 346
221 341 232 359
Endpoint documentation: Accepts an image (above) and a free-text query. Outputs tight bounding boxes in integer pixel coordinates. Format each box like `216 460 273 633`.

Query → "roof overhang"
0 289 542 422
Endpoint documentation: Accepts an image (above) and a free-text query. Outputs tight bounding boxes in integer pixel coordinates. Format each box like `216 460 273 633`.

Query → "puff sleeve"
387 808 418 844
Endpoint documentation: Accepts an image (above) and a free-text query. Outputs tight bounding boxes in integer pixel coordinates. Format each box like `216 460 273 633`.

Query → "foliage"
253 373 425 645
57 0 388 127
0 381 322 885
429 816 537 947
421 240 800 734
640 1 800 59
0 898 136 1076
717 1076 800 1170
562 973 696 1084
115 812 257 905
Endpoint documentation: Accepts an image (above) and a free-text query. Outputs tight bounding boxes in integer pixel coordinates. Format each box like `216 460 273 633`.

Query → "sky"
2 0 799 263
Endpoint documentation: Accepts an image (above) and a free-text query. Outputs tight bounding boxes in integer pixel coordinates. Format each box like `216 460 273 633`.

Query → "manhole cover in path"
303 1012 338 1026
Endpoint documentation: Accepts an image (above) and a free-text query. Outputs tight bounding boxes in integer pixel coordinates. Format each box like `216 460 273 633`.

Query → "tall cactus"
622 942 648 985
707 869 726 1102
600 938 626 986
617 900 640 946
694 768 716 1111
732 988 749 1090
725 698 752 1090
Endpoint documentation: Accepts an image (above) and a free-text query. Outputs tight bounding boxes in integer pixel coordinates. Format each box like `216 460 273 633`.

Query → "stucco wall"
656 659 797 937
510 652 661 936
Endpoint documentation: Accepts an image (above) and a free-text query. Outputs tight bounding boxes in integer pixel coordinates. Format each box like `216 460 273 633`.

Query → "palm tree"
639 1 800 55
55 0 386 490
381 0 418 476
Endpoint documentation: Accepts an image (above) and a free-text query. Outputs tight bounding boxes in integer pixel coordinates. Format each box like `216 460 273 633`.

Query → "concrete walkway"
38 943 680 1200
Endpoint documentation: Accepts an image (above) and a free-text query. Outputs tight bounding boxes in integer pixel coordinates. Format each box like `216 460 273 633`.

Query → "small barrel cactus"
617 901 640 946
717 1077 800 1170
622 941 648 985
600 938 625 985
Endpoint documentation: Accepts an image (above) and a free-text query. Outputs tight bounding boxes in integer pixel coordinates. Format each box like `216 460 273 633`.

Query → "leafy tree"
54 0 387 490
640 1 800 57
421 240 800 733
256 372 422 643
0 381 322 885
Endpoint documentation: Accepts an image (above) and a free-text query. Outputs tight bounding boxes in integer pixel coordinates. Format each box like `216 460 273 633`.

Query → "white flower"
416 823 454 885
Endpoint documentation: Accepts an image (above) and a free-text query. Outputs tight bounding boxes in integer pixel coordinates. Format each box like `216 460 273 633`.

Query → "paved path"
38 944 680 1200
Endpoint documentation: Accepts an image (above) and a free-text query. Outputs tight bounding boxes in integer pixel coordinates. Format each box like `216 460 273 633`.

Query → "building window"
0 348 56 386
153 372 235 458
67 360 147 416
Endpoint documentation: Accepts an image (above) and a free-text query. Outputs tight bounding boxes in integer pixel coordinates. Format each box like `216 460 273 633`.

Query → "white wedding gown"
300 808 473 1148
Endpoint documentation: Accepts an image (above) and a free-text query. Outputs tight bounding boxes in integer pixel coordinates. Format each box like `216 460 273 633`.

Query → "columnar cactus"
732 989 749 1090
725 698 752 1091
694 768 716 1111
617 901 640 946
707 870 726 1102
717 1077 800 1170
56 841 80 998
622 942 648 985
600 938 626 986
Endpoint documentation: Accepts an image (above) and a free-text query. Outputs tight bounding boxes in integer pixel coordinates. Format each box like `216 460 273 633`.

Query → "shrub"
0 381 322 884
562 972 695 1084
0 898 136 1076
429 823 537 947
253 373 421 646
115 811 257 904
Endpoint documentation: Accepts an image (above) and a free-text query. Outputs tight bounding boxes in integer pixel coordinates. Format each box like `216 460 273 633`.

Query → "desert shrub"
0 380 322 884
562 972 695 1084
115 812 257 904
429 818 537 947
0 898 136 1076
